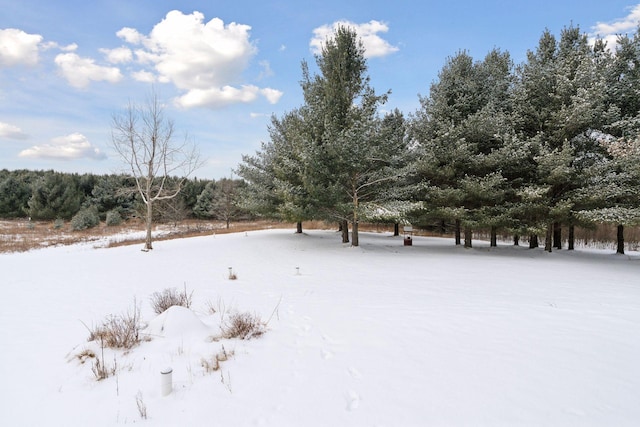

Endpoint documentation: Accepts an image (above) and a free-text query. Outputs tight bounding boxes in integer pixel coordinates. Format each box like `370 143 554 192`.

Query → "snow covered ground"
1 229 639 426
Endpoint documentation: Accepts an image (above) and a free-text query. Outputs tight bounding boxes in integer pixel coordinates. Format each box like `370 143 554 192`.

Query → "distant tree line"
237 25 640 253
0 169 250 226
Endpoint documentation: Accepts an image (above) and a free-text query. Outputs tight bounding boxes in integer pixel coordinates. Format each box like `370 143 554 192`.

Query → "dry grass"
0 219 108 253
3 218 636 253
201 345 234 374
135 392 148 420
575 224 640 251
74 348 96 364
0 219 300 253
478 224 640 251
86 302 143 350
0 217 391 253
221 312 266 340
91 351 117 381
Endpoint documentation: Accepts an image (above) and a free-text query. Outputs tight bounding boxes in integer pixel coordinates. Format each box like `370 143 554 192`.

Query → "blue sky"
1 1 639 179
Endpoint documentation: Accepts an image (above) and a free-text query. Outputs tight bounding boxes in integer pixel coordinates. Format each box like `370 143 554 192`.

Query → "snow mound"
144 306 211 339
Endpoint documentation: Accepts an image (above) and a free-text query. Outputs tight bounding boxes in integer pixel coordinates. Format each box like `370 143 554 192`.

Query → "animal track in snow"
321 333 338 344
321 349 334 359
295 323 312 337
346 390 361 411
348 367 362 380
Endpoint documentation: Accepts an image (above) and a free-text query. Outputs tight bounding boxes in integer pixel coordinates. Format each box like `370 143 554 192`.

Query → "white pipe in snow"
160 367 173 396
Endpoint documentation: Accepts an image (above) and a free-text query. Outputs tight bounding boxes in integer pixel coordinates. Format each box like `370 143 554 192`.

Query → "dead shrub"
150 285 193 314
201 356 220 373
91 352 117 381
221 312 266 340
91 339 117 381
87 301 142 350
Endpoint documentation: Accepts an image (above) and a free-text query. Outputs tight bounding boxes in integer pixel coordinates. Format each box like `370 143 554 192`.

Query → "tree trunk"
144 200 153 251
529 234 538 249
568 225 575 250
296 221 303 234
351 191 359 247
544 223 553 252
513 234 520 246
617 224 625 254
455 219 461 245
490 226 497 247
341 219 349 243
553 222 562 249
393 223 399 236
464 227 472 248
352 221 359 247
226 218 230 229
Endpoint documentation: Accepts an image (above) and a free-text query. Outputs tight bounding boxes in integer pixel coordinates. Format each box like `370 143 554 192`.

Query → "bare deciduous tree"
111 92 202 251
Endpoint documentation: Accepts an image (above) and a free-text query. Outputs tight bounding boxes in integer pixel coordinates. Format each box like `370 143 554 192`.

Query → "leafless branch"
110 89 203 250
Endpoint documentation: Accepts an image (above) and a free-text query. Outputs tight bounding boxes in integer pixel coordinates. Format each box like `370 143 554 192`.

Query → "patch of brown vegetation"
0 219 306 253
0 219 118 253
3 218 635 253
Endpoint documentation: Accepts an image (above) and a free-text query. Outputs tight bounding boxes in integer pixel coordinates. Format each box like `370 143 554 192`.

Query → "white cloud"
185 86 258 108
175 85 282 109
590 4 640 50
116 27 144 45
19 132 106 160
54 52 123 88
592 4 640 34
100 46 133 64
131 69 156 83
41 41 78 52
260 87 284 104
0 28 43 67
310 20 399 58
0 121 28 139
117 10 280 109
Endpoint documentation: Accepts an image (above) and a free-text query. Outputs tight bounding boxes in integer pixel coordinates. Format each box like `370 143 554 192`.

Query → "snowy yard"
1 229 639 426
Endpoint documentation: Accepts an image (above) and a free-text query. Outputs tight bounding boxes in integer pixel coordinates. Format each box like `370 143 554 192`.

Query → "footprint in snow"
295 324 312 337
348 367 362 380
346 390 361 411
321 349 334 359
321 333 338 344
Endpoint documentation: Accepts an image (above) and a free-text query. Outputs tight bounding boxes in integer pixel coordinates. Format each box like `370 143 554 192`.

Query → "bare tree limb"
111 90 203 251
